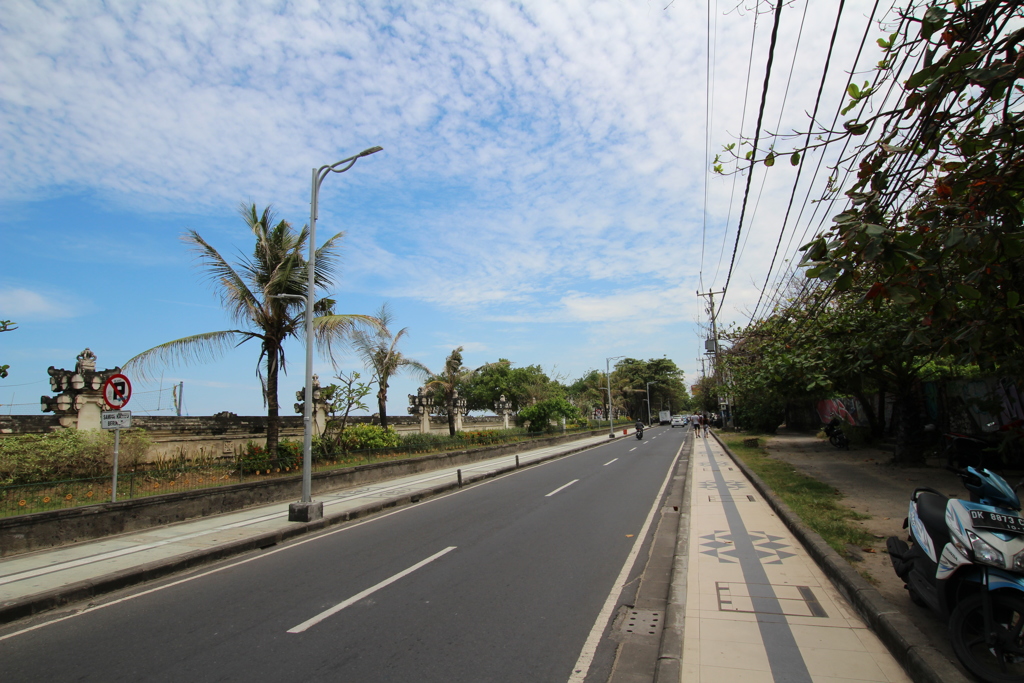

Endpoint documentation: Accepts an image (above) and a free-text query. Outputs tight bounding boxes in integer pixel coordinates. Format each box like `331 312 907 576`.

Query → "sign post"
102 374 132 502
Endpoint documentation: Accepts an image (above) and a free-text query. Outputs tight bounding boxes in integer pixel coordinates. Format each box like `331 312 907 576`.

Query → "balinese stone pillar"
40 349 121 430
494 395 513 430
408 387 434 434
294 374 329 436
452 390 467 432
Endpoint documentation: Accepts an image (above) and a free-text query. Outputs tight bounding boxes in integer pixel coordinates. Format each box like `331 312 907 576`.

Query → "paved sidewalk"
0 431 623 622
681 434 910 683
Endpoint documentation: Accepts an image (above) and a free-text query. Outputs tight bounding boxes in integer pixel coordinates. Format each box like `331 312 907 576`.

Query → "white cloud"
0 288 81 320
1 0 887 334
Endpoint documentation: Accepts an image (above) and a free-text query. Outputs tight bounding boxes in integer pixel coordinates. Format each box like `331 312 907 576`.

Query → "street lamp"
606 355 625 438
646 381 657 426
289 145 383 523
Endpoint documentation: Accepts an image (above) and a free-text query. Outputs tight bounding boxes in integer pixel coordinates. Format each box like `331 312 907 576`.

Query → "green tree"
322 370 372 435
566 370 607 420
0 320 16 379
747 1 1024 372
612 357 689 423
693 375 721 416
350 302 428 430
721 286 938 461
518 397 580 433
425 347 477 436
463 359 562 413
124 203 378 454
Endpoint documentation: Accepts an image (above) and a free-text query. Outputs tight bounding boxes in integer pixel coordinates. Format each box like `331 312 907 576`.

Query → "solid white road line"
566 440 684 683
545 479 579 497
287 546 457 633
603 459 618 466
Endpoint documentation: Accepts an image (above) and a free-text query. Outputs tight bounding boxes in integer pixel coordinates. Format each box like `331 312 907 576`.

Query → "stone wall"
0 413 508 462
0 415 63 435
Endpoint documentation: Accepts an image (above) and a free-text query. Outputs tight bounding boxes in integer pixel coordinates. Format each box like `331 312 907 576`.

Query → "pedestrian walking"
694 414 703 438
703 415 710 438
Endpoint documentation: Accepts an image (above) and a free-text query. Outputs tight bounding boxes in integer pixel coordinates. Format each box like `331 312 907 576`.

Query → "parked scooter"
823 417 850 450
887 466 1024 682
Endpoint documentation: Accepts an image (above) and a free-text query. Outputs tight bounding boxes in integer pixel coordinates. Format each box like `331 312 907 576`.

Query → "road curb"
653 434 693 682
711 431 969 683
0 439 605 626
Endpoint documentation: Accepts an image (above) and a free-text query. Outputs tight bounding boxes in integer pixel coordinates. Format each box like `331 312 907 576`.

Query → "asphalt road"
0 425 688 683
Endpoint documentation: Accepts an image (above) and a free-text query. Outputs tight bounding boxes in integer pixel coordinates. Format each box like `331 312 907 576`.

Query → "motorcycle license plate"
969 509 1024 535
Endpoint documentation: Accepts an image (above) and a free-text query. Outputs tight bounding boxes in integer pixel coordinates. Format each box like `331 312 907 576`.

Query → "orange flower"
18 499 26 506
65 494 73 501
43 496 51 503
86 491 94 498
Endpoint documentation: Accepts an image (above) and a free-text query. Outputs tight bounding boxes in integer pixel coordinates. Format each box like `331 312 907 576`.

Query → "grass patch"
718 431 875 556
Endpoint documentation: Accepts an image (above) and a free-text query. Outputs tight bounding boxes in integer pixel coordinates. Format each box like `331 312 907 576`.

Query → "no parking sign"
101 373 132 503
102 374 132 410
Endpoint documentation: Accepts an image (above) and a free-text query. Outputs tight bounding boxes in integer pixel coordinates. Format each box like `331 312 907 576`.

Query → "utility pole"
697 289 723 369
698 289 725 426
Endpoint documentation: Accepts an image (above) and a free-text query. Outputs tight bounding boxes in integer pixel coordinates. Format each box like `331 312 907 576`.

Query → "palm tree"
425 346 476 436
124 203 379 455
350 302 429 430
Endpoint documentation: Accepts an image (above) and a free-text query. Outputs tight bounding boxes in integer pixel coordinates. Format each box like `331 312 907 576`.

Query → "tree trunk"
854 391 878 441
876 382 888 438
265 346 280 457
447 398 456 436
892 382 924 466
378 385 389 431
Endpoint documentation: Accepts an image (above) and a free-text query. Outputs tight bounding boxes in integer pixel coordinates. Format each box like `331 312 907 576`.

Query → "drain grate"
619 609 662 637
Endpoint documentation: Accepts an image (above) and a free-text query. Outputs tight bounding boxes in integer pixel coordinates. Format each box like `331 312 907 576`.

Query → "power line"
734 0 811 273
764 11 923 320
749 0 847 322
759 0 897 318
718 0 784 312
699 0 719 291
711 3 760 289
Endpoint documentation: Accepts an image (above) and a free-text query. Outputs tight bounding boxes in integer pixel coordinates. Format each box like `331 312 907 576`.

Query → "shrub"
277 439 301 468
336 423 401 451
0 429 152 486
237 441 274 474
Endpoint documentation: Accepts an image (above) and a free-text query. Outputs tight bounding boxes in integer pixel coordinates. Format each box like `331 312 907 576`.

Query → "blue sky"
1 0 884 417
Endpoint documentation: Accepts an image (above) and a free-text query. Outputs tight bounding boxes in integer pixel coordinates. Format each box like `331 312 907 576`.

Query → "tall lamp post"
289 145 383 523
606 355 625 438
646 381 657 426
